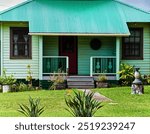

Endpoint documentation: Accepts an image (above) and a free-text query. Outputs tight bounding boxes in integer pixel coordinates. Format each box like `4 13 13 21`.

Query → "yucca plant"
65 90 103 117
18 96 45 117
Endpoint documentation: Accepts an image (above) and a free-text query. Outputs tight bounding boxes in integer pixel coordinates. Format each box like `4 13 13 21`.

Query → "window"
122 28 143 60
10 27 31 59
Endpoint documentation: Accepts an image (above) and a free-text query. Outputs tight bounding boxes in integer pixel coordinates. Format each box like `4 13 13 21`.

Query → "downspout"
0 22 3 76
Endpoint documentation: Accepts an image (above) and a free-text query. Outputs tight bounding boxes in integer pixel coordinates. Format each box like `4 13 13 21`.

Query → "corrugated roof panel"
28 0 129 34
0 0 149 34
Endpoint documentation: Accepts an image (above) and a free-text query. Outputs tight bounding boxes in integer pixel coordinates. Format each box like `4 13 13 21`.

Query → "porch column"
116 37 121 80
0 22 3 76
39 36 43 80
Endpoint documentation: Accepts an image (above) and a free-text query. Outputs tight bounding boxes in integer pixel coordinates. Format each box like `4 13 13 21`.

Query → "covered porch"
38 36 121 81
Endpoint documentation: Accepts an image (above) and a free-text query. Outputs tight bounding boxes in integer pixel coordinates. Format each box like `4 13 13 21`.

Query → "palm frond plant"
65 90 103 117
18 96 45 117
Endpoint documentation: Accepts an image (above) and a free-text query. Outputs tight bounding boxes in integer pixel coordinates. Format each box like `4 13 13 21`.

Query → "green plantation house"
0 0 150 88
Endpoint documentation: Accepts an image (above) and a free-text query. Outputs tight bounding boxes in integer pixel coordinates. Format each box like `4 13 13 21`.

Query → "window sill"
10 57 32 60
122 57 143 60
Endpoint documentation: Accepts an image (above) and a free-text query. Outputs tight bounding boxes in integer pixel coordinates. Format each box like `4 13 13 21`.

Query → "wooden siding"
121 23 150 75
78 37 116 75
43 36 58 56
2 22 39 79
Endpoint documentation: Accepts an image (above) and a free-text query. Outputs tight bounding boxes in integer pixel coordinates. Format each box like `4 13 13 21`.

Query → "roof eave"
29 32 130 37
0 0 33 15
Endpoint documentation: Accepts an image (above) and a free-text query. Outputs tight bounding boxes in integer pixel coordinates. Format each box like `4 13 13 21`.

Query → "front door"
59 36 77 75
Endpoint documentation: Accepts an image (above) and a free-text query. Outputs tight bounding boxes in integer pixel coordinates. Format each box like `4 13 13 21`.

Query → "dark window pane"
10 27 31 59
122 28 143 60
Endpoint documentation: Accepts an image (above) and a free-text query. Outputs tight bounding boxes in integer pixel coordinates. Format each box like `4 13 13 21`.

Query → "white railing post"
66 56 69 75
116 37 121 80
39 36 43 80
90 57 93 76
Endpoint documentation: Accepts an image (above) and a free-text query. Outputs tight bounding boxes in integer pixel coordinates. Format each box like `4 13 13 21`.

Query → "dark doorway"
59 36 77 75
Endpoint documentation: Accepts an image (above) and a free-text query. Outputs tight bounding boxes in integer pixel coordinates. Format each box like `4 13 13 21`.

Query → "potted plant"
49 70 67 90
96 74 109 88
0 69 16 93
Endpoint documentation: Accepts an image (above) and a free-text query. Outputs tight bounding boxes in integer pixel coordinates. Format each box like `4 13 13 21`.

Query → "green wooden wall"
43 36 58 56
121 23 150 75
43 36 116 75
1 22 39 79
78 37 116 75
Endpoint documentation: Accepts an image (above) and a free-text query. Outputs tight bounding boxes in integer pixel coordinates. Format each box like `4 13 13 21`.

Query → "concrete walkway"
80 89 112 102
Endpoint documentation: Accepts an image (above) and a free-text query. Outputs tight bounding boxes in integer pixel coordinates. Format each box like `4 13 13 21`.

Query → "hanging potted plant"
0 69 16 93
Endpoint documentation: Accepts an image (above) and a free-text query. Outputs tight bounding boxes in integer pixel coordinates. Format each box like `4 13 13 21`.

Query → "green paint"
121 23 150 75
43 36 58 56
78 37 116 75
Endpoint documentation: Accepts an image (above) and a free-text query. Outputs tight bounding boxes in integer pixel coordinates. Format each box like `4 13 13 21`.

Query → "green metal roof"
0 0 150 35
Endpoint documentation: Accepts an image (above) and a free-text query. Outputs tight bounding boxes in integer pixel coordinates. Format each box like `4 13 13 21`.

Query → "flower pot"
3 85 11 93
96 82 109 88
56 82 66 90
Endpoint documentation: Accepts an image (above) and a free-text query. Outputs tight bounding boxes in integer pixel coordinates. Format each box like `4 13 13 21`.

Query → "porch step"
67 76 95 89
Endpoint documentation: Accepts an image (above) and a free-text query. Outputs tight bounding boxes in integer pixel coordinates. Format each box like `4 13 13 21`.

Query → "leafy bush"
0 69 16 85
65 90 103 117
18 96 45 117
142 75 150 85
12 82 35 92
118 63 134 86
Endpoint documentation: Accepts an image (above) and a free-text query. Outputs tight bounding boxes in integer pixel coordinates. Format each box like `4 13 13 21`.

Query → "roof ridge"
0 0 33 15
114 0 150 14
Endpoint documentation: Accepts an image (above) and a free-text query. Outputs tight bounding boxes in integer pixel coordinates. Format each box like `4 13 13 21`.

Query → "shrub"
65 90 103 117
0 69 16 85
18 96 45 117
12 82 35 92
142 75 150 85
118 63 134 86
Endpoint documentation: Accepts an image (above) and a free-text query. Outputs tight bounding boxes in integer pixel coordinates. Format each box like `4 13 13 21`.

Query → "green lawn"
0 86 150 117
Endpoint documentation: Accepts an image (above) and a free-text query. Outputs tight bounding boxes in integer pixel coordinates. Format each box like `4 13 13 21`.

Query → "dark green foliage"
11 82 35 92
65 90 103 117
118 63 134 86
142 75 150 85
18 97 45 117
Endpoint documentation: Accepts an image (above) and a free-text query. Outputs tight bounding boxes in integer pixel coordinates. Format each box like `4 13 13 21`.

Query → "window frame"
10 27 32 59
122 28 143 60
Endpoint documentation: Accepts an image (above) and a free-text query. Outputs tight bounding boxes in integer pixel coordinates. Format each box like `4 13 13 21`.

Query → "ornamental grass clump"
65 90 103 117
18 96 45 117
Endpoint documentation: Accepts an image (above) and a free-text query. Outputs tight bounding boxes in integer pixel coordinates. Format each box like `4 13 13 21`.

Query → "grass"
94 86 150 117
0 86 150 117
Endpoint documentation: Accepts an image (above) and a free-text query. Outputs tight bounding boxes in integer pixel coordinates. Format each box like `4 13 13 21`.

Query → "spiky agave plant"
65 90 103 117
18 96 45 117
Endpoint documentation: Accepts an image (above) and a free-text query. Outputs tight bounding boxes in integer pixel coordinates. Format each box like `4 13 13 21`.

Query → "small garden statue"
131 67 144 94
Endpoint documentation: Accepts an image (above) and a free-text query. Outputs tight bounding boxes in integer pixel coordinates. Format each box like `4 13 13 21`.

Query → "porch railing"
90 56 116 76
43 56 69 75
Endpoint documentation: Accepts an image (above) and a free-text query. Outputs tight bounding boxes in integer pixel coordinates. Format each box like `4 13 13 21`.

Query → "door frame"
59 36 78 75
